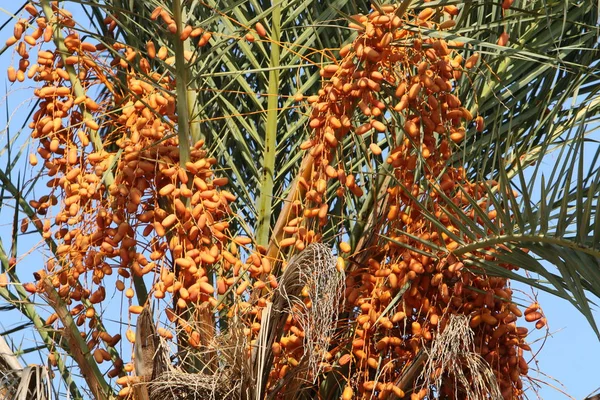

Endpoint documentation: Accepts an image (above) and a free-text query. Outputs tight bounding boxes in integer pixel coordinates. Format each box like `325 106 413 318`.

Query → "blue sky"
531 289 600 399
0 2 599 399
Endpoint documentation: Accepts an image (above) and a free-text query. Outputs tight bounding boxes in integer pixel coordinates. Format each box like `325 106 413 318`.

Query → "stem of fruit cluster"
255 6 282 247
42 280 115 400
172 0 192 167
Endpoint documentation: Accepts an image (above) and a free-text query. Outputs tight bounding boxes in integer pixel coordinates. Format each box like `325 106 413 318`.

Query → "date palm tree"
0 0 598 399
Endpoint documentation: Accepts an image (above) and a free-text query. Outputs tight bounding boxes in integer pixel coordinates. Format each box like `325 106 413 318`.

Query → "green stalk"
172 0 192 166
184 39 202 143
255 7 282 247
171 0 208 374
42 280 115 400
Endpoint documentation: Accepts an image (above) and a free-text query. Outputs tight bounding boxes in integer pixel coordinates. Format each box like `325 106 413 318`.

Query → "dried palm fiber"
148 310 248 400
417 314 502 399
148 369 237 400
0 335 51 400
254 243 344 399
